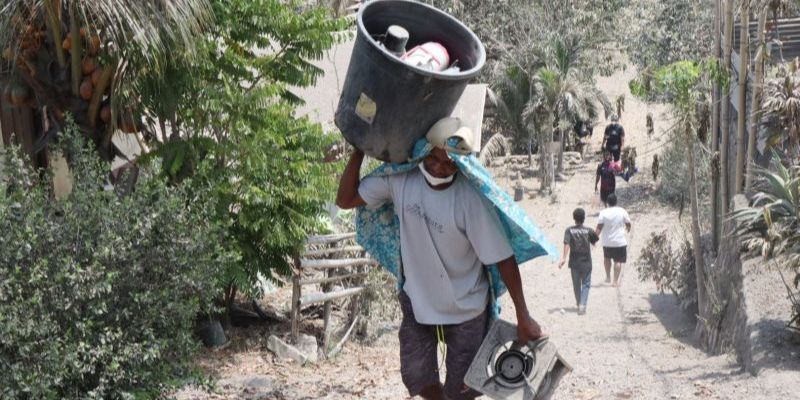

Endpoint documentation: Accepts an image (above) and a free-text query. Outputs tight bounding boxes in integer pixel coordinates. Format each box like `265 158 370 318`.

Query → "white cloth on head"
598 206 631 248
358 169 513 324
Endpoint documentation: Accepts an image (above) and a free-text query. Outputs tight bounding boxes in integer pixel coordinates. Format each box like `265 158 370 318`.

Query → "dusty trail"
174 63 797 400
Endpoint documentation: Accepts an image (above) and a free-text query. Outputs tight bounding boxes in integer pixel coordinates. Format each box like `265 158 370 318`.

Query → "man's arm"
624 210 632 232
335 149 368 209
590 230 600 247
497 256 545 342
620 126 626 149
596 223 604 236
558 244 570 269
594 172 600 193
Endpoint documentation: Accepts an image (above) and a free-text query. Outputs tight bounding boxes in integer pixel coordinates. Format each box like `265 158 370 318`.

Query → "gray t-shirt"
563 225 598 270
359 169 513 324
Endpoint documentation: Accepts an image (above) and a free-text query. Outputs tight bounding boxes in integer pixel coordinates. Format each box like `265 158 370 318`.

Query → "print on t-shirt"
405 203 444 234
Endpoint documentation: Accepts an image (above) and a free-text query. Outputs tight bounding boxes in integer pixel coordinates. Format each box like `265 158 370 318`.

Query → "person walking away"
558 208 599 315
336 117 548 400
602 114 625 161
595 151 617 206
595 194 631 287
573 120 593 156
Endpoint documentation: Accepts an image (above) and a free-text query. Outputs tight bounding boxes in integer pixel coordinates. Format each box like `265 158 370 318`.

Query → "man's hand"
335 148 367 209
516 313 545 343
558 260 565 269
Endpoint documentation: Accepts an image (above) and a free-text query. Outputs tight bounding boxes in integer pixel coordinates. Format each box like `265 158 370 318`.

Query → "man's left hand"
516 313 546 343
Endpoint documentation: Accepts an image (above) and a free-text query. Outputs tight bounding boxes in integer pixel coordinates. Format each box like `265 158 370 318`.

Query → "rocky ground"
171 60 800 400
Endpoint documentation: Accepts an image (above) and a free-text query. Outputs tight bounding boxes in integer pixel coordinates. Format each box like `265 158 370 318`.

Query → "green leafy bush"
636 231 698 315
730 154 800 329
655 128 712 209
0 128 227 399
135 0 348 302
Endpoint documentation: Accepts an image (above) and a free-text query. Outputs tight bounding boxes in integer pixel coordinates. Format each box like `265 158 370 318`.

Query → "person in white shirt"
595 193 631 287
335 118 545 400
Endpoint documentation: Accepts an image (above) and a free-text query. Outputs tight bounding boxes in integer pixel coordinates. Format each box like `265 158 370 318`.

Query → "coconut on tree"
0 0 209 167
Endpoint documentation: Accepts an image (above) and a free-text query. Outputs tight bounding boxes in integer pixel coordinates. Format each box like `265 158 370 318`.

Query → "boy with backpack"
558 208 599 315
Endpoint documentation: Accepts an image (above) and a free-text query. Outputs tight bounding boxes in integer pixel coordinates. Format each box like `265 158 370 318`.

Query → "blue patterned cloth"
356 138 558 318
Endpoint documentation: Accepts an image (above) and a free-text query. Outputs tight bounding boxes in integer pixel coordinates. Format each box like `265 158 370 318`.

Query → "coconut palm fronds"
478 133 509 166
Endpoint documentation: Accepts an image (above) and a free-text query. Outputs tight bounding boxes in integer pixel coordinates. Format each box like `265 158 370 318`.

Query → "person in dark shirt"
602 114 625 161
595 151 617 206
558 208 599 315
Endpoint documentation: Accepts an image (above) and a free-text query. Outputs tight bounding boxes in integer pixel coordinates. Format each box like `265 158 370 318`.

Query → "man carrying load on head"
336 117 555 400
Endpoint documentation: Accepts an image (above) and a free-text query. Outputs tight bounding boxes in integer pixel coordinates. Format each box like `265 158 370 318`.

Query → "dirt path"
173 63 798 400
490 63 796 400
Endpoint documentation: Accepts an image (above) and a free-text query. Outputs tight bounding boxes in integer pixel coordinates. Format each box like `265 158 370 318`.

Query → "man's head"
421 117 475 179
572 208 586 224
422 147 458 178
607 193 618 207
610 114 619 123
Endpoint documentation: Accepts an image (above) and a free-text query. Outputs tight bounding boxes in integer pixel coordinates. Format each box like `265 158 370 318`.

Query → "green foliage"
730 153 800 273
423 0 629 79
655 129 712 209
637 230 698 315
135 0 348 298
626 0 713 71
0 123 227 399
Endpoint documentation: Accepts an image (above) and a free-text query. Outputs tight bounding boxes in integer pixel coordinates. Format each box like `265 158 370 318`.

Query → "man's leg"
398 291 441 399
612 246 628 287
579 268 592 309
443 310 488 400
603 248 612 283
570 268 582 307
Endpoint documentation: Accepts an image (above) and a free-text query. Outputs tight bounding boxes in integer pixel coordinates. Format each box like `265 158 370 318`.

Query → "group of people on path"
558 194 632 315
558 113 633 316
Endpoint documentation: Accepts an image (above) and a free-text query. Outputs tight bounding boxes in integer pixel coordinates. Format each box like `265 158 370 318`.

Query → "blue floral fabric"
355 138 558 318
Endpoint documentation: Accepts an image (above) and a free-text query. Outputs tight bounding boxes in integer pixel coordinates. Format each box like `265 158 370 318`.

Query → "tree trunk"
735 0 751 194
557 128 565 173
686 122 707 318
721 0 734 215
538 121 553 191
69 4 82 97
711 0 722 251
745 2 768 192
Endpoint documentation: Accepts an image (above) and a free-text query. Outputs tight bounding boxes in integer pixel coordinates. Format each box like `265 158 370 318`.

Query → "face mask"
418 163 455 186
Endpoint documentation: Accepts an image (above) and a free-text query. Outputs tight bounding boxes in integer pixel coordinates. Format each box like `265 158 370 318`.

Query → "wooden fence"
290 232 377 357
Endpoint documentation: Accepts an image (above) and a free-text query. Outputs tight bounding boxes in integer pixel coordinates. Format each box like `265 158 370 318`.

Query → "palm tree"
491 48 610 191
490 64 538 163
490 64 556 191
530 37 611 174
0 0 209 165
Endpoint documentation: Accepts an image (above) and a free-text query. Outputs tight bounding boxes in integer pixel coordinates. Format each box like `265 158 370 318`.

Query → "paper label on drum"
355 93 377 124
